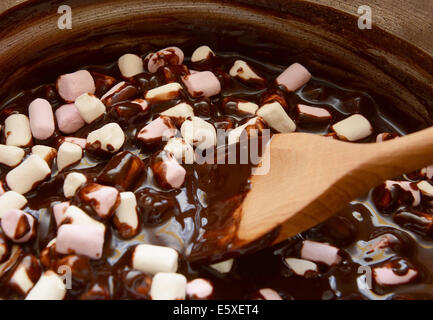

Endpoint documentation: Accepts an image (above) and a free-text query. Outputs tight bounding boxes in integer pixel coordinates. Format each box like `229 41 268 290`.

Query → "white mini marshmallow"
284 257 318 276
417 181 433 198
0 145 25 167
57 142 83 171
257 102 296 133
114 192 139 238
229 60 264 83
332 114 373 141
74 93 106 124
160 103 194 123
5 114 32 147
132 244 178 275
145 83 183 102
258 288 283 300
25 270 66 300
0 191 27 218
163 137 195 164
63 172 87 198
6 155 51 194
181 116 216 150
300 240 341 266
62 205 105 230
32 145 57 165
118 53 144 78
61 137 87 149
9 256 39 295
210 259 234 273
86 123 125 153
191 46 215 62
276 63 312 92
228 117 263 145
150 272 187 300
186 278 213 299
237 101 259 114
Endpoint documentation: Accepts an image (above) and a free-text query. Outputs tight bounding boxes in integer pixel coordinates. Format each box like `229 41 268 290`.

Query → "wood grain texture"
236 127 433 246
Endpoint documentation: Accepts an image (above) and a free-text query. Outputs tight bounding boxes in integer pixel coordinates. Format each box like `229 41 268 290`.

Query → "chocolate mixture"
0 44 432 300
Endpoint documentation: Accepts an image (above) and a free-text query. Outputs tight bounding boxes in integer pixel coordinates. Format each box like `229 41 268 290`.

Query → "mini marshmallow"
32 145 57 165
28 98 55 140
118 53 144 78
145 83 183 102
148 47 184 73
63 172 87 198
1 209 35 243
61 205 105 230
52 201 70 227
131 99 149 111
417 181 433 198
164 137 195 164
186 278 213 299
385 180 421 207
300 240 341 266
229 60 264 83
160 103 194 124
62 137 87 149
101 81 125 102
25 270 66 300
152 151 186 189
137 117 177 146
237 101 259 115
56 224 105 259
150 272 187 300
114 192 139 238
55 103 85 134
257 102 296 133
191 46 215 62
86 123 125 153
210 259 234 273
421 165 433 180
181 116 217 150
0 234 9 263
373 266 418 286
79 183 120 219
57 142 83 171
0 145 25 167
297 104 332 120
56 70 96 103
74 93 106 124
276 63 312 92
132 244 178 275
0 191 27 218
284 257 318 276
6 155 51 194
258 288 283 300
332 114 373 141
5 114 32 147
9 255 40 295
376 132 399 142
228 117 265 145
182 71 221 98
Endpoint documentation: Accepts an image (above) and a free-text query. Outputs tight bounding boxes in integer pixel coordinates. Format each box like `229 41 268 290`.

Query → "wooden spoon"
233 127 433 249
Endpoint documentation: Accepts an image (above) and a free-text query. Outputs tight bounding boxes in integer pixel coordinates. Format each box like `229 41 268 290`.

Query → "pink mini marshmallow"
300 240 341 266
28 98 55 140
1 209 35 243
373 266 418 286
258 288 283 300
63 137 86 149
152 152 186 189
56 224 104 259
182 71 221 98
137 117 177 145
148 47 184 73
276 63 312 92
56 70 96 102
297 104 331 119
80 184 120 219
55 104 85 134
186 279 213 299
52 201 70 226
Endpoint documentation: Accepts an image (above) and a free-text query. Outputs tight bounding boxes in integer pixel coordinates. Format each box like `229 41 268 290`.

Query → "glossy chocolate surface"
0 42 432 300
